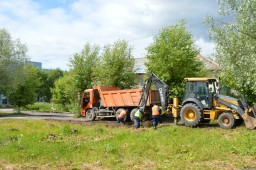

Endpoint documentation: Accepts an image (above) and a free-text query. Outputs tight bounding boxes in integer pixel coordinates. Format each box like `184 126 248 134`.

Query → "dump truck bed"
94 86 160 107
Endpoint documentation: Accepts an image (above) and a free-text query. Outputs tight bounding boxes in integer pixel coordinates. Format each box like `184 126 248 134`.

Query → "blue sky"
0 0 219 70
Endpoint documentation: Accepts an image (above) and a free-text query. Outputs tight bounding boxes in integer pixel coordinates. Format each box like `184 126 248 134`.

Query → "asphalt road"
0 109 76 121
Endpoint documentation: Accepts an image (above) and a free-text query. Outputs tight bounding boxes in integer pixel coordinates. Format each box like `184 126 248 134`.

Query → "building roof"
134 54 219 74
197 54 219 69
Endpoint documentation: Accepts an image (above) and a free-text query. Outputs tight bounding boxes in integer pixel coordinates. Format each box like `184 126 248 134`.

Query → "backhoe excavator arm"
214 94 256 129
138 71 169 112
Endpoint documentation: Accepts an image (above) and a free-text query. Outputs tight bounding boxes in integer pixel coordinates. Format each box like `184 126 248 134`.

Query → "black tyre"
218 112 235 129
85 109 96 121
115 108 127 122
130 108 138 122
180 103 202 127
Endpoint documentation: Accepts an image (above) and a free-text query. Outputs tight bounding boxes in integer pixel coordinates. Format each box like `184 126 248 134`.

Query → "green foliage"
93 40 136 89
51 71 82 116
52 41 136 115
51 72 75 106
52 43 100 115
24 102 68 113
0 120 255 169
146 21 204 97
8 65 41 112
0 28 28 94
69 43 100 92
36 69 64 103
206 0 256 103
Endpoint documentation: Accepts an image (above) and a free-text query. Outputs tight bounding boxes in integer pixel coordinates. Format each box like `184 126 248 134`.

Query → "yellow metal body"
171 95 240 121
170 77 256 129
172 97 179 117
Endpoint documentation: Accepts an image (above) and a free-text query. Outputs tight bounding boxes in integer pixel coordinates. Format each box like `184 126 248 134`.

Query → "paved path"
0 109 75 121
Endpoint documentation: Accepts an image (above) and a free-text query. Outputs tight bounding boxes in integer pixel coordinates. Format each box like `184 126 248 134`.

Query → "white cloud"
0 0 219 70
195 38 216 58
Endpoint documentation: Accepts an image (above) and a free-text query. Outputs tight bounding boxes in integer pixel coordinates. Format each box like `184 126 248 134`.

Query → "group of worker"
117 104 163 129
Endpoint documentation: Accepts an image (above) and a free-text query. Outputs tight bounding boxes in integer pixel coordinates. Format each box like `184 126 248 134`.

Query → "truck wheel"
218 112 235 129
116 108 127 122
85 109 96 121
130 108 138 122
180 103 202 127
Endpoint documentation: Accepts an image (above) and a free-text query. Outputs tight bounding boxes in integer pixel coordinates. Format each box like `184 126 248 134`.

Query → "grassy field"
0 120 255 170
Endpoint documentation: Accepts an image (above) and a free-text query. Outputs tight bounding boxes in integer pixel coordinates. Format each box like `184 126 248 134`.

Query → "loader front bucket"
242 108 256 129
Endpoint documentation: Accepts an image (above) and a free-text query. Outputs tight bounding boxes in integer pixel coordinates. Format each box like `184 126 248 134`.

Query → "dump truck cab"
81 89 100 117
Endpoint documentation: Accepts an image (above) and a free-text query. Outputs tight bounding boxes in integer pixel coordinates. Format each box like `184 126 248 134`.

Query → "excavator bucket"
240 95 256 129
242 107 256 129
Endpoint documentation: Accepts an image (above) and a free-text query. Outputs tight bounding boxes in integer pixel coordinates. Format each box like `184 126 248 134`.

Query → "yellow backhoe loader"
172 77 256 129
136 72 256 129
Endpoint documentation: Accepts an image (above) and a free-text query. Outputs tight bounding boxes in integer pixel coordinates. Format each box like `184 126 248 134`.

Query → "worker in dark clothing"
117 109 127 124
152 105 161 129
159 106 164 123
134 108 143 129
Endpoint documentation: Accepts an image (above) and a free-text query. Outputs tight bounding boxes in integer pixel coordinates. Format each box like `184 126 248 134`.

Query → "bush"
23 102 69 113
68 102 81 117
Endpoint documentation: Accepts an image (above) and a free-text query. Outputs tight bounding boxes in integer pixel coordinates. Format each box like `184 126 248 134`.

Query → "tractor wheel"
180 103 202 127
130 108 138 122
85 109 96 121
218 112 235 129
115 108 127 122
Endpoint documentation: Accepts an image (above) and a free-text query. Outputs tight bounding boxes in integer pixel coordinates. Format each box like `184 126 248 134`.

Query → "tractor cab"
182 78 218 109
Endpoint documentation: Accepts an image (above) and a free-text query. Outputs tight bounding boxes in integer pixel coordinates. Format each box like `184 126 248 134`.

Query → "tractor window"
208 81 216 93
187 81 207 96
194 82 207 96
191 81 208 106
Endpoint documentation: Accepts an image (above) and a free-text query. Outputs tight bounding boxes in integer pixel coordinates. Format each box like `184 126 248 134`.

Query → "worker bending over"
117 109 127 125
152 105 161 129
134 108 144 129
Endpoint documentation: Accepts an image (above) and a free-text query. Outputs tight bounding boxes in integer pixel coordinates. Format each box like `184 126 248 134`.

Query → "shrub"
23 102 69 113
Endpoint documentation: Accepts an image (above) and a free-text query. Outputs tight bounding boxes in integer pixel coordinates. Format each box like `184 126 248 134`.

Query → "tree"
93 40 136 89
51 72 75 106
8 65 40 113
146 21 204 97
69 43 100 92
206 0 256 103
0 28 28 93
36 68 64 102
52 43 100 115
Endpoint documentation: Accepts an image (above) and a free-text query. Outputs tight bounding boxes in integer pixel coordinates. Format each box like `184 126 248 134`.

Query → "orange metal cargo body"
96 86 160 107
81 86 161 119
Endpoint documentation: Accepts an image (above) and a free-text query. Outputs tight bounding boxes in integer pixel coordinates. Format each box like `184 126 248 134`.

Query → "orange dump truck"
81 86 160 121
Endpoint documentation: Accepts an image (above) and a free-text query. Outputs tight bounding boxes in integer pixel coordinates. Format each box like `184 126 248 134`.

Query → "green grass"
23 102 69 113
0 120 255 169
